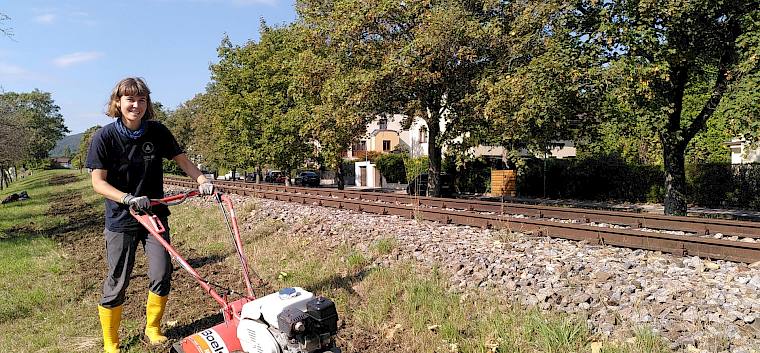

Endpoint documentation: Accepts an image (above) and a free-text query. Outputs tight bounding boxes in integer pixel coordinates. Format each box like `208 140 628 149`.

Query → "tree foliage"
208 25 314 181
569 0 760 215
72 125 101 170
298 0 498 196
1 12 11 38
292 22 375 189
0 90 69 166
166 0 758 212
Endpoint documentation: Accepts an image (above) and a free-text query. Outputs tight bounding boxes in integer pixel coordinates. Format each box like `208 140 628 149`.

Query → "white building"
726 140 760 164
346 114 576 161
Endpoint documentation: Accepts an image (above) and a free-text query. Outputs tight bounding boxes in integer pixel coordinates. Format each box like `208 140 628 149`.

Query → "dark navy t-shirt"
86 120 183 232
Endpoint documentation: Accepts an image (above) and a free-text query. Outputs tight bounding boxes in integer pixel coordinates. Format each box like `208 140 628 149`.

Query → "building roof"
370 129 400 137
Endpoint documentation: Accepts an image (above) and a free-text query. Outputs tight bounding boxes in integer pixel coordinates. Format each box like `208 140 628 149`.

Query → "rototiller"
131 190 340 353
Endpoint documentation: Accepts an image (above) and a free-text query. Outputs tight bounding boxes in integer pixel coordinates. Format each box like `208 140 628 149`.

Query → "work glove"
199 181 215 195
122 194 151 212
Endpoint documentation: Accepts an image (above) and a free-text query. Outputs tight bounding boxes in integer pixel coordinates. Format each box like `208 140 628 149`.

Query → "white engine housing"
236 287 315 353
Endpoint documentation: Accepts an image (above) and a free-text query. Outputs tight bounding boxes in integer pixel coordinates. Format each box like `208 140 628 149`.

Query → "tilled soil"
44 176 256 352
50 178 397 352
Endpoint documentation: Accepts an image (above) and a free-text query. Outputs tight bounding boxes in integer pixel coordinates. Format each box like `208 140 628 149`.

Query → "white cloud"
0 62 27 76
0 62 51 83
53 52 104 68
34 14 56 24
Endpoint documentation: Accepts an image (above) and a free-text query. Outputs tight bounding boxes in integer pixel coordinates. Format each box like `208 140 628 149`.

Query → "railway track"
165 176 760 263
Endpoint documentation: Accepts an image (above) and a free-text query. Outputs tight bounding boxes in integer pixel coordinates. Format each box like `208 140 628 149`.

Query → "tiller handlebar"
130 191 255 324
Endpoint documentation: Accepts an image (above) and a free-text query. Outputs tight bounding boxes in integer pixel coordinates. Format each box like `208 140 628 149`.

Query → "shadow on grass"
308 266 377 297
163 312 224 341
186 254 227 269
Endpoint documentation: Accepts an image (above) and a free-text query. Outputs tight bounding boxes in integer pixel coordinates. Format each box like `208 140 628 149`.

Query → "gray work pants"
100 220 172 308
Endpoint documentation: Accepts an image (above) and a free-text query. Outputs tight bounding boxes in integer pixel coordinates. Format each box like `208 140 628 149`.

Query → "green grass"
372 237 397 255
600 327 671 353
0 171 675 353
0 170 103 353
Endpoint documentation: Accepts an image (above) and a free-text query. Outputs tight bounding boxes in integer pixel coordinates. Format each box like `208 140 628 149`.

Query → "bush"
686 163 733 207
342 159 356 178
442 156 498 194
689 163 760 210
517 156 664 201
516 157 760 211
375 153 406 183
163 160 183 175
404 156 429 183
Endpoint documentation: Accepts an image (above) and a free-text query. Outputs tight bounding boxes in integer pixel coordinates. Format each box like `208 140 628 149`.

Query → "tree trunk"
255 166 262 183
663 141 687 216
335 156 345 190
0 165 6 190
426 111 442 198
285 170 291 186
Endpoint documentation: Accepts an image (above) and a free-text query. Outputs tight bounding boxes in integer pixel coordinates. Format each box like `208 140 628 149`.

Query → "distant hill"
49 132 84 157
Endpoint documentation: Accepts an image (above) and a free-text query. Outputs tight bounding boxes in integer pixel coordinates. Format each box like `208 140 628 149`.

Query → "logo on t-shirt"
142 142 155 154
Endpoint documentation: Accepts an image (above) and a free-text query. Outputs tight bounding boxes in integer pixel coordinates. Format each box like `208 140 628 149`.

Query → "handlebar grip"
150 190 202 206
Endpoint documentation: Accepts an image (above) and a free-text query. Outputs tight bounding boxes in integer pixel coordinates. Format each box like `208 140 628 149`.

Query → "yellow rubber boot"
144 292 169 344
97 305 122 353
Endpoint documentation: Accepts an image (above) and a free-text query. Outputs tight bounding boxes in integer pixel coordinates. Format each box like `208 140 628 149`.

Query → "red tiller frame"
130 191 255 323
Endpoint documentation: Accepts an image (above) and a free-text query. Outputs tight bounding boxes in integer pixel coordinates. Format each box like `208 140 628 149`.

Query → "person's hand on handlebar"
122 194 151 212
199 181 215 195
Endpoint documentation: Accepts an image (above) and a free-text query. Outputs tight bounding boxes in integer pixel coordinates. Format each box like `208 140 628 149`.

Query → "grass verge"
0 170 104 353
0 175 673 353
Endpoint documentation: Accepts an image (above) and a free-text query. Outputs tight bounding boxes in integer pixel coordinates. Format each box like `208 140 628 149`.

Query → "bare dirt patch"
45 191 284 352
48 174 79 186
48 186 408 353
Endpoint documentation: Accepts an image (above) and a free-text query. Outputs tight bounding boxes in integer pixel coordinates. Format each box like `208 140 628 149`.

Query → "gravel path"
171 187 760 352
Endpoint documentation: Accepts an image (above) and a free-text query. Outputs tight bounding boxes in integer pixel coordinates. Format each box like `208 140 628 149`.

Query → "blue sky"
0 0 297 135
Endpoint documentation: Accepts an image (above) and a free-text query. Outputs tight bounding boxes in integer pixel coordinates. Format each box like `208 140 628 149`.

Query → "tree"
63 146 72 159
72 125 101 170
298 0 497 196
210 24 313 183
478 0 602 165
292 21 376 190
0 99 28 168
183 86 237 173
1 12 12 38
0 90 68 164
574 0 760 215
0 90 69 161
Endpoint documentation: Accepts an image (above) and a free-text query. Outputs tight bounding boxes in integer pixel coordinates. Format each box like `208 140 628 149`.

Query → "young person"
86 77 214 353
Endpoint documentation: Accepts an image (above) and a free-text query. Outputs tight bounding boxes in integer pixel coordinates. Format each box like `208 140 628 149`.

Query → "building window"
382 140 391 151
379 118 388 130
419 126 428 143
352 141 367 151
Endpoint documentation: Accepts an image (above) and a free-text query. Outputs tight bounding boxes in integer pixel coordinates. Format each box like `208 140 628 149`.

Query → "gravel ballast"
170 187 760 353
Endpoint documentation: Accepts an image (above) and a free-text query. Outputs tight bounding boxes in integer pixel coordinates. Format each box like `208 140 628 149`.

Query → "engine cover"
237 287 340 353
237 319 281 353
240 287 315 325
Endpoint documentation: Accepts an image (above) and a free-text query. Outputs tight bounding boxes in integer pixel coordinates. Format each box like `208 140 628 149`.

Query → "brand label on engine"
189 329 229 353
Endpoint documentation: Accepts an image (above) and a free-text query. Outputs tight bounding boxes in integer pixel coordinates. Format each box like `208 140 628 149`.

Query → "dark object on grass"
2 191 30 204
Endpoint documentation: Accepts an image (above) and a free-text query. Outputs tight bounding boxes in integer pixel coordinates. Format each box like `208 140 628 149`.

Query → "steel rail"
193 177 760 239
166 177 760 263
